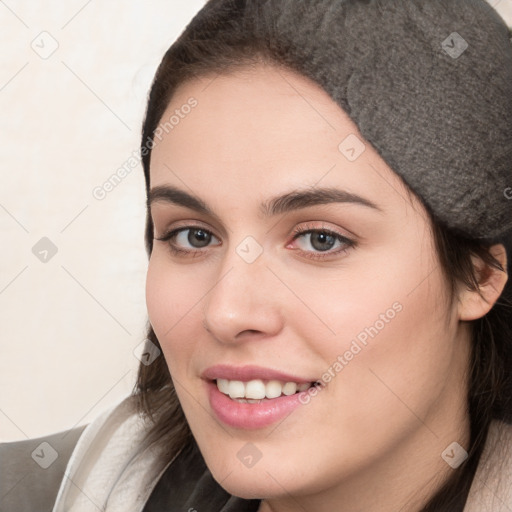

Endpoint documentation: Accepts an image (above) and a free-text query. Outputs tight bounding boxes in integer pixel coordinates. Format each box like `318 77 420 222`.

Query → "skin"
145 62 508 512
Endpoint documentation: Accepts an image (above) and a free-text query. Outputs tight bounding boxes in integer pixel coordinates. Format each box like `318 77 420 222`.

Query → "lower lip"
206 380 307 429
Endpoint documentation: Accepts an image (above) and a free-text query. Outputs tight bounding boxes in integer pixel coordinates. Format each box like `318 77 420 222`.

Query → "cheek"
324 268 455 433
145 254 200 373
299 248 441 363
146 256 174 336
311 241 455 419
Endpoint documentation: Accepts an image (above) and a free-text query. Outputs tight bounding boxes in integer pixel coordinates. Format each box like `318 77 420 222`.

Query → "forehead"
154 63 346 159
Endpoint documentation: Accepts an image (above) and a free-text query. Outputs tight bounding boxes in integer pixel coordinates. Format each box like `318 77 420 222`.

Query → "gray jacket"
1 424 87 511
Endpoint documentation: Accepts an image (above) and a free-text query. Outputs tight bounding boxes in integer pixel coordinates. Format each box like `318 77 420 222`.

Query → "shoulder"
0 424 88 512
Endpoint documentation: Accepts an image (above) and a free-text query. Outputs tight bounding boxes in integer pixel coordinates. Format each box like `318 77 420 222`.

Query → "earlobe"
458 244 508 321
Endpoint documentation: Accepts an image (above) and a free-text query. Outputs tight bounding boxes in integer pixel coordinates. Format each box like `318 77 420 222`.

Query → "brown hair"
132 1 512 509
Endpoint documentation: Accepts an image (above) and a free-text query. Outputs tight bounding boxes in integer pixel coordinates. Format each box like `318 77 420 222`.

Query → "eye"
154 222 355 260
288 223 355 260
154 226 220 256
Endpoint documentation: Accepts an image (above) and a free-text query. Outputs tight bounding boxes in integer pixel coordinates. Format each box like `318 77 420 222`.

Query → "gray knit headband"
218 0 512 239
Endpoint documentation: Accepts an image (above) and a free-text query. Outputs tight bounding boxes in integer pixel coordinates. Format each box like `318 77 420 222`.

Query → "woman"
2 0 511 511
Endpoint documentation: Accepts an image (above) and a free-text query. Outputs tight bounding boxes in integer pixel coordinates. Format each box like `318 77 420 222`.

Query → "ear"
458 244 508 321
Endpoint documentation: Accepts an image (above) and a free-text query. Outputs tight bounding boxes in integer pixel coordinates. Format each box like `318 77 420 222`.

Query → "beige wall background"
1 0 511 442
0 0 206 442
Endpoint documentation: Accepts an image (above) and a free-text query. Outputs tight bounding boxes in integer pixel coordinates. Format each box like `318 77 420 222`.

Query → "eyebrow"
148 184 382 220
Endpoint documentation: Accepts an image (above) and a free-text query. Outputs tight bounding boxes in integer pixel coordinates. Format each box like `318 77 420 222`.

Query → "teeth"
246 379 266 399
217 378 230 394
228 380 245 399
282 382 297 395
216 378 313 400
266 380 282 399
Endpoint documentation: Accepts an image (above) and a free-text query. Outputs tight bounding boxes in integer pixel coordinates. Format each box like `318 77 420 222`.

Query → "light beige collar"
464 418 512 511
52 394 512 512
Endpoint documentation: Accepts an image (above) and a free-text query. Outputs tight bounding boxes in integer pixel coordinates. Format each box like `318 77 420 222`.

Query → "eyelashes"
154 222 356 261
155 226 215 258
288 223 355 260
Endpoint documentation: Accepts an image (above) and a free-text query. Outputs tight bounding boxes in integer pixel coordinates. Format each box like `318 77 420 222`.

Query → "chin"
210 469 289 500
205 450 328 501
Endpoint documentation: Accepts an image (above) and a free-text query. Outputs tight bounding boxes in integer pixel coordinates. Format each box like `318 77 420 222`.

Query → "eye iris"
311 232 336 252
188 229 210 248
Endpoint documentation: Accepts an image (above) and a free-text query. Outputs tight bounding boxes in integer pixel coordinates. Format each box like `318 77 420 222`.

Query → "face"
146 64 471 503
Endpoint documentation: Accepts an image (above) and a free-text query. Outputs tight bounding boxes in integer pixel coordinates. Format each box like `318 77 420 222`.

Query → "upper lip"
201 364 315 383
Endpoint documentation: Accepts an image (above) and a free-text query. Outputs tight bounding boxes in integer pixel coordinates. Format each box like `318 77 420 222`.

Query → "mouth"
201 364 322 428
213 378 320 403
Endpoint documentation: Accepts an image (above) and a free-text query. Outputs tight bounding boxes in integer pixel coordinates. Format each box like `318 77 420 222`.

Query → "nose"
201 245 284 345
